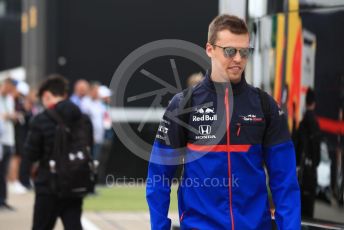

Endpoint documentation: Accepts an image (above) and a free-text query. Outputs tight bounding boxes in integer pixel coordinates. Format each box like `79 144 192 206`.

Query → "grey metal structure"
22 0 46 88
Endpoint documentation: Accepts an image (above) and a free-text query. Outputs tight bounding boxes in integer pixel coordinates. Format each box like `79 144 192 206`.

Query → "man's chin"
216 69 242 82
226 73 242 83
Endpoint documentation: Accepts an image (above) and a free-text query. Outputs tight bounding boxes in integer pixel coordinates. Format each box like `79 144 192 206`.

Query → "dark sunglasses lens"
224 47 237 58
239 48 251 58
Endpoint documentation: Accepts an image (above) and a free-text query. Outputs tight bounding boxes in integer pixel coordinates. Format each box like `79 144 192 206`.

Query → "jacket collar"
202 69 248 95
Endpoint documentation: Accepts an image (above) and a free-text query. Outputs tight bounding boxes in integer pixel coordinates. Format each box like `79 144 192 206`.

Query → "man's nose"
232 51 242 62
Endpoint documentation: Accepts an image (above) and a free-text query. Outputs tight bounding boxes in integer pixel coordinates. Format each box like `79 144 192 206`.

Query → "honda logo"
199 125 211 135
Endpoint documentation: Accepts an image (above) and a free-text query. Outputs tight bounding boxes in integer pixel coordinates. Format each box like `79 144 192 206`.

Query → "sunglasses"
212 44 254 59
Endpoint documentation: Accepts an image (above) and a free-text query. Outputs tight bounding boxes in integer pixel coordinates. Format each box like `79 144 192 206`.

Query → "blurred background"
0 0 343 229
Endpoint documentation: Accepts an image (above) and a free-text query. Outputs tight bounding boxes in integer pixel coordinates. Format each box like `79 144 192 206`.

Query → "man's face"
90 86 99 100
1 81 14 95
75 81 89 97
41 91 54 108
41 91 64 108
206 30 250 83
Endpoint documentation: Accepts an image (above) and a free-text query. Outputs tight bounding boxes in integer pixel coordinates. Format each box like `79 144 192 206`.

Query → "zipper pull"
236 123 241 136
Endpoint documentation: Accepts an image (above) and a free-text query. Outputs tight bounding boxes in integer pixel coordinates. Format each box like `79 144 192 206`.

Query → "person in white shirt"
0 78 16 210
80 82 106 160
70 79 90 109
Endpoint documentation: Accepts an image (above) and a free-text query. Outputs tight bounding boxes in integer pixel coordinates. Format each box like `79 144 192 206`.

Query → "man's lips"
227 66 242 71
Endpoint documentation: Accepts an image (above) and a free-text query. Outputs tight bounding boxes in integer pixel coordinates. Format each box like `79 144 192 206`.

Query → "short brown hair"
208 14 248 44
38 74 69 98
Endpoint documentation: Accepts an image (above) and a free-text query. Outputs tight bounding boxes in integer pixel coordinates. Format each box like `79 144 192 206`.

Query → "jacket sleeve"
263 97 301 229
24 116 44 162
146 93 186 230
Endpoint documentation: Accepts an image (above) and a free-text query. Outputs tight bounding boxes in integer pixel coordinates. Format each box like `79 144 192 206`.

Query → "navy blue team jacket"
146 72 301 230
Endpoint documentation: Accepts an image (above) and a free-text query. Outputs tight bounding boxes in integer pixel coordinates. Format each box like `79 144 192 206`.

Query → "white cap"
99 85 112 98
16 81 30 96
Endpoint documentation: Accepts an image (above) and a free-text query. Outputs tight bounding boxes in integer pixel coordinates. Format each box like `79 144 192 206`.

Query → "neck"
211 68 228 82
211 73 242 84
48 97 64 108
203 70 247 95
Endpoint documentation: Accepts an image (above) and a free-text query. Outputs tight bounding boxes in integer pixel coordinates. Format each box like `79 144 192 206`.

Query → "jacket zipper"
225 87 235 230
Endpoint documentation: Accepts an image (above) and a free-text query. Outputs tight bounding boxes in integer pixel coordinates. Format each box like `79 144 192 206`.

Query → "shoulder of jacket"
32 111 52 124
169 92 183 108
168 87 196 111
251 86 278 105
27 113 44 131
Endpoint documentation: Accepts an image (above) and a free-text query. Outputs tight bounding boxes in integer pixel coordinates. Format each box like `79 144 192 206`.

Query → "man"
70 79 90 108
0 78 16 210
81 82 106 160
146 14 300 229
97 85 113 184
25 75 85 230
15 81 33 190
296 88 321 218
8 81 31 194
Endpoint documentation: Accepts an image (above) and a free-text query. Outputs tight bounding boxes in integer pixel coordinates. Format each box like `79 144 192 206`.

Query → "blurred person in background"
28 89 44 116
70 79 90 109
15 81 33 190
81 82 106 160
97 85 113 184
6 81 32 194
187 72 204 87
0 78 16 210
25 74 86 230
295 88 321 218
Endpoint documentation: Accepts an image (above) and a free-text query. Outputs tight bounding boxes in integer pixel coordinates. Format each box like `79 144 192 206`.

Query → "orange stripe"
187 143 251 153
225 87 235 230
317 116 344 135
180 211 186 222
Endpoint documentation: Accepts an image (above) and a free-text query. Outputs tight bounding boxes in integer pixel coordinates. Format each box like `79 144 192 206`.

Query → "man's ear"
206 43 213 58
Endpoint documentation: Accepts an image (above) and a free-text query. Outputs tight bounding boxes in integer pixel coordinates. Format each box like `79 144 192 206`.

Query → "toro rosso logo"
239 114 264 123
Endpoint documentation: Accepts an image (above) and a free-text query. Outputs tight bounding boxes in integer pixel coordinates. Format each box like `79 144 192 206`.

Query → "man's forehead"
216 30 250 46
